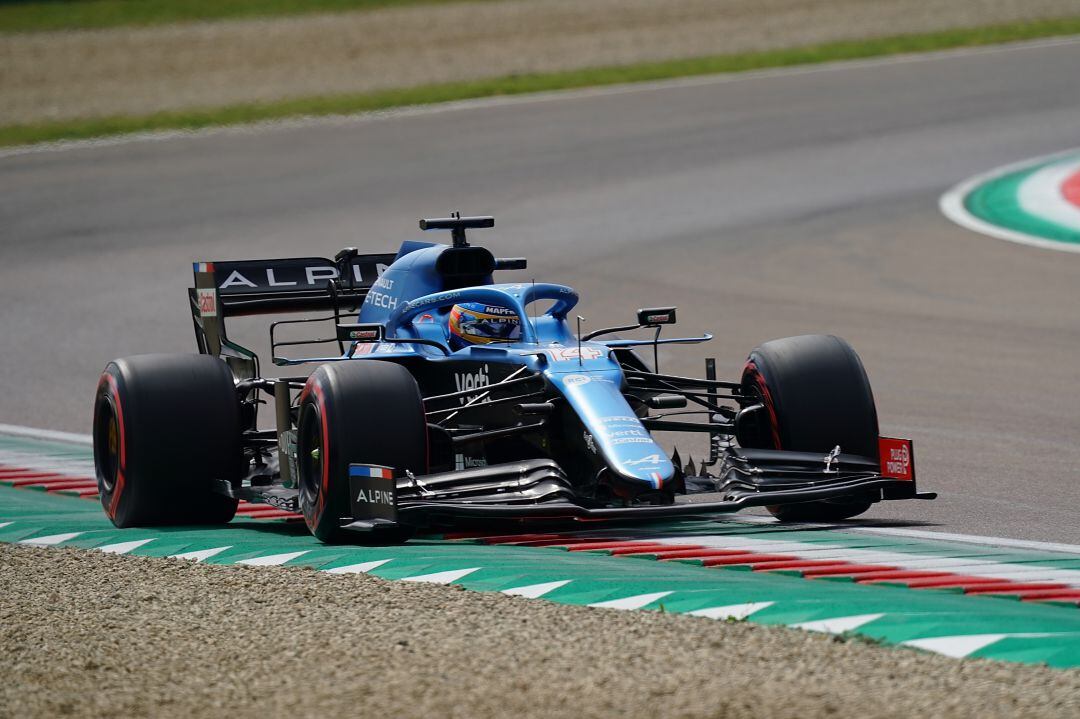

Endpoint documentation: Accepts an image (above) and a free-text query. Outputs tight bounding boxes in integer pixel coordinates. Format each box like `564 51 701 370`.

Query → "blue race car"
92 214 933 542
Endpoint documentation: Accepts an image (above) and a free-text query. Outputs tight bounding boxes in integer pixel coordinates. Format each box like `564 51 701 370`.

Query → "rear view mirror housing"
337 323 384 343
637 307 677 327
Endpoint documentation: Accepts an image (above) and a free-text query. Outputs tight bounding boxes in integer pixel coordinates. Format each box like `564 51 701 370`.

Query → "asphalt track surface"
2 39 1079 543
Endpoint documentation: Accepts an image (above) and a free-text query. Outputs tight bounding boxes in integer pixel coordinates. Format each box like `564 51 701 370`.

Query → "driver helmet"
448 302 521 350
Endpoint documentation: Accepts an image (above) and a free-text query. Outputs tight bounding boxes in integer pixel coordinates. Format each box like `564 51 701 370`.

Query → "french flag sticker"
193 262 215 273
650 471 664 488
349 465 394 479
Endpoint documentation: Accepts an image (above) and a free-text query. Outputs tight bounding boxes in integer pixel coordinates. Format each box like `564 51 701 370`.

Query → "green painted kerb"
3 431 1080 668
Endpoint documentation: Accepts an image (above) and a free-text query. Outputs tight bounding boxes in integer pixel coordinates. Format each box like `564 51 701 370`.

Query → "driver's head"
448 302 521 350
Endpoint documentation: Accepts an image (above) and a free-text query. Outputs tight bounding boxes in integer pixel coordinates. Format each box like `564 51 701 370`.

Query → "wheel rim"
297 402 323 509
94 397 119 493
740 361 782 450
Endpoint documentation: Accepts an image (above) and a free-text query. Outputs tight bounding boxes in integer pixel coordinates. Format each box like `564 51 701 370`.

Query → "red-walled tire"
93 354 242 528
297 361 428 543
739 334 878 522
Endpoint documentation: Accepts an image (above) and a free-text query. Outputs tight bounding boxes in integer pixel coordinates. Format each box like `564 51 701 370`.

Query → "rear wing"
190 253 395 317
189 251 396 378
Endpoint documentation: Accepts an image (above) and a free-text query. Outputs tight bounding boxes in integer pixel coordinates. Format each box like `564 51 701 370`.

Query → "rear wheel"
93 354 242 527
739 334 878 522
297 361 428 543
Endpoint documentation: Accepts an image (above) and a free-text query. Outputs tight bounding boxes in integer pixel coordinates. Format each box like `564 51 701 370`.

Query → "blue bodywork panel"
309 241 676 489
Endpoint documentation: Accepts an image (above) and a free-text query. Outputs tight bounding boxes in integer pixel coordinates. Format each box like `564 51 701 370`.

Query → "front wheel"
738 334 878 522
296 361 428 543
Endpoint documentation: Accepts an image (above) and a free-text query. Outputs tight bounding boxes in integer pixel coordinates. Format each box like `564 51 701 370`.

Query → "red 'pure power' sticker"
879 437 914 481
197 288 217 317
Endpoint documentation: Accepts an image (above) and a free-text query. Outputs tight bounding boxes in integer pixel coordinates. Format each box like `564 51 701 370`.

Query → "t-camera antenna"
576 316 586 367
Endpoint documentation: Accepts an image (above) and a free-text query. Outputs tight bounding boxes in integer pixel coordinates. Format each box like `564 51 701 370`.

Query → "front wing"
341 443 934 533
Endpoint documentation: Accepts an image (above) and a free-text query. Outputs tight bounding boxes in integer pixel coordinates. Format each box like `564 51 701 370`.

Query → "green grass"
0 0 490 33
3 17 1079 149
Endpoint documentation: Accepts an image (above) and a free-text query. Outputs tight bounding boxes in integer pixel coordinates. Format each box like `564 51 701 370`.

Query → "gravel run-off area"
2 544 1079 719
1 0 1079 125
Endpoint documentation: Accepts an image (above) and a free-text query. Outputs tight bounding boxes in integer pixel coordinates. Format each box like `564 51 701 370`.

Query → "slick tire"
739 334 878 522
296 361 428 543
93 354 242 528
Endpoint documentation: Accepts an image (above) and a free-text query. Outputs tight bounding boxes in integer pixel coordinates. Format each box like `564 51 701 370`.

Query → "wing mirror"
636 307 677 326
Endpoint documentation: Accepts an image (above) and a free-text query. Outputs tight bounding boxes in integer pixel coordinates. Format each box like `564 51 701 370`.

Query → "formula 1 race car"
93 214 934 542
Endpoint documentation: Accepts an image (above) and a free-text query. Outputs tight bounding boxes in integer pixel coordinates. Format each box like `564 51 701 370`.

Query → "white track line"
852 527 1080 556
3 36 1078 160
901 632 1067 659
325 559 393 574
400 567 480 584
792 614 885 634
236 550 309 566
589 591 673 610
0 451 96 476
0 424 93 445
904 634 1009 658
730 514 1080 555
687 601 774 620
940 146 1080 254
502 580 572 598
97 538 154 555
169 546 231 562
650 535 1080 586
18 532 83 546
